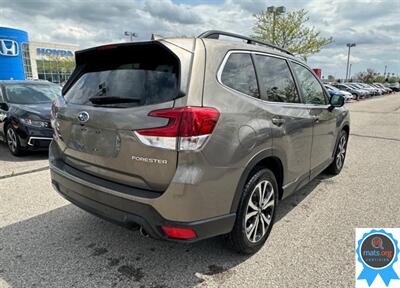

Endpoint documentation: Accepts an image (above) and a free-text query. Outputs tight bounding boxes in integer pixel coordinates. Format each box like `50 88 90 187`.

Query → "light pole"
124 31 137 42
349 63 352 80
267 6 286 45
345 43 356 81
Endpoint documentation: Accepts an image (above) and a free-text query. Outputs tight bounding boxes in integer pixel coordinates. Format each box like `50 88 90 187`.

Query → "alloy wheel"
245 180 275 243
7 127 17 153
336 135 347 169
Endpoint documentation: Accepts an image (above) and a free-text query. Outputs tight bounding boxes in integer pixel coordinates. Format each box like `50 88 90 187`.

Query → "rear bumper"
50 159 236 243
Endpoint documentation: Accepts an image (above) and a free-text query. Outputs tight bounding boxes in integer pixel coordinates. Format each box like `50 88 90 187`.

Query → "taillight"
134 106 219 151
161 226 197 240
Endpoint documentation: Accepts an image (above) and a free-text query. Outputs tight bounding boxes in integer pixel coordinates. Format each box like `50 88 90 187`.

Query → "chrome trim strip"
27 137 53 146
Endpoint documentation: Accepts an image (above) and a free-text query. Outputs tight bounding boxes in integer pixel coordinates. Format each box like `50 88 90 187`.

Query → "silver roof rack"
197 30 293 56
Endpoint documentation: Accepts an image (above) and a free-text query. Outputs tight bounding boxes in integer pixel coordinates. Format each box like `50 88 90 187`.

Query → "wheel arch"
331 123 350 158
342 124 350 136
230 151 284 213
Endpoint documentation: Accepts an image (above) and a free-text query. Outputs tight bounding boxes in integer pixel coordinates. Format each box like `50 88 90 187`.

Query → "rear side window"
291 62 328 105
64 43 179 107
221 53 259 98
253 55 299 103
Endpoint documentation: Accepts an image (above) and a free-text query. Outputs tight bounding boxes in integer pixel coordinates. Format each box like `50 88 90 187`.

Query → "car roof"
78 31 303 65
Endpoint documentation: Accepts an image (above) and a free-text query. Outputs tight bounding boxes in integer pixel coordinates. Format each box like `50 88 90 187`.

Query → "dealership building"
0 27 79 84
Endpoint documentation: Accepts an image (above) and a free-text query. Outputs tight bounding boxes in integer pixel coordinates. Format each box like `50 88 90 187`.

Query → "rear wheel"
6 124 22 156
326 130 348 175
228 168 277 254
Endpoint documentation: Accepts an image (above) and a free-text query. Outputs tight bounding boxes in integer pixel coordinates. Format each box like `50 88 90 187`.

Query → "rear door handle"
272 116 285 126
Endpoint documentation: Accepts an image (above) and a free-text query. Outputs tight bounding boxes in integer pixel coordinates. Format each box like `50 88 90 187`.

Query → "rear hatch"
55 42 190 192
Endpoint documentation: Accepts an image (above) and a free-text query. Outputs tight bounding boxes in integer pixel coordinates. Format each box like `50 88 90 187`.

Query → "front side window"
253 55 299 103
291 62 327 105
5 84 61 104
221 53 259 98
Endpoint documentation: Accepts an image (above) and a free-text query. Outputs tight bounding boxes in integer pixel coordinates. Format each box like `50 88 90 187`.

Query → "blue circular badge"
357 229 399 286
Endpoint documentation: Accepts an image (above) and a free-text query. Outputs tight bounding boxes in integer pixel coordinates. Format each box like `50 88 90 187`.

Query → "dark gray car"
49 31 350 254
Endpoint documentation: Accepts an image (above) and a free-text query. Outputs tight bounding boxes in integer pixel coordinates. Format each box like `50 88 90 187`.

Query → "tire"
326 130 348 175
228 168 278 254
5 124 22 156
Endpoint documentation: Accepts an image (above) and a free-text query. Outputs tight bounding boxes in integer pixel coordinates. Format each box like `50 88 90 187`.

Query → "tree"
354 68 376 83
354 69 400 84
327 75 335 82
374 75 386 83
253 9 333 60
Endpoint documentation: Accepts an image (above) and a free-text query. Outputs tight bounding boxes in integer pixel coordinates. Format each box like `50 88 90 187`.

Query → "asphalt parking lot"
1 93 399 288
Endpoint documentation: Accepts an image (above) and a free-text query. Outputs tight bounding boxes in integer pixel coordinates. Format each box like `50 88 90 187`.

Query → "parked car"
371 83 391 94
324 84 353 101
360 83 382 95
0 80 60 155
346 83 373 97
386 83 400 92
332 83 365 99
49 30 350 254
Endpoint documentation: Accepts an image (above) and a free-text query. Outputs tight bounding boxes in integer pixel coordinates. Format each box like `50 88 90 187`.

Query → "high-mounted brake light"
134 107 219 151
96 44 119 51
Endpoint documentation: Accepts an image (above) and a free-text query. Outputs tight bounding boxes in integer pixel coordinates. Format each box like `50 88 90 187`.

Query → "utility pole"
124 31 137 42
345 43 356 81
349 63 352 80
384 65 387 76
267 6 286 45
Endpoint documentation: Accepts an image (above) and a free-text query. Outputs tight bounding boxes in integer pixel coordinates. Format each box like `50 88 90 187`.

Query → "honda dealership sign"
37 48 74 57
0 39 19 56
0 27 28 80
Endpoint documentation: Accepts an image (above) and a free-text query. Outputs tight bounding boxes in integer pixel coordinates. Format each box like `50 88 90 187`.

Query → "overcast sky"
0 0 399 78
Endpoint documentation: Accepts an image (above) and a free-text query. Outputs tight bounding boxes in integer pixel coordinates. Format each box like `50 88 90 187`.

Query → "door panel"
252 54 313 189
268 104 313 186
290 61 337 172
310 107 337 171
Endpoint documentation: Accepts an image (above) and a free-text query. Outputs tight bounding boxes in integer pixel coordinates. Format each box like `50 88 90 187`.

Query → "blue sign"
0 27 28 80
37 48 74 57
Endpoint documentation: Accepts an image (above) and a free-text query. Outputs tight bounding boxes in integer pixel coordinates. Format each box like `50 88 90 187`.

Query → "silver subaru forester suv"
49 31 349 254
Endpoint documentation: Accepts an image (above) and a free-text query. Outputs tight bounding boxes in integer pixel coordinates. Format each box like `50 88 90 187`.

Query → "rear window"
221 53 259 98
64 43 180 107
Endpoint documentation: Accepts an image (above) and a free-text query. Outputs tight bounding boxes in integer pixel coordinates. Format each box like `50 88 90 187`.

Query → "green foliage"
355 69 400 84
37 56 75 74
388 76 399 83
252 9 333 60
374 75 386 83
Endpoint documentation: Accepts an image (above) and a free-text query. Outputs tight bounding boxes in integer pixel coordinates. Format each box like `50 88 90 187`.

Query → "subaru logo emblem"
0 39 19 57
77 111 90 123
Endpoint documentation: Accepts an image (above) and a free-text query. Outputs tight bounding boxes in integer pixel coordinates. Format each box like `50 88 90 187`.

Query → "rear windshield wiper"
88 96 141 104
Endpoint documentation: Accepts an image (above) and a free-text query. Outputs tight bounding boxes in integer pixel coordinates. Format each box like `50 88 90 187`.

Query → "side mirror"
328 94 344 111
0 102 9 111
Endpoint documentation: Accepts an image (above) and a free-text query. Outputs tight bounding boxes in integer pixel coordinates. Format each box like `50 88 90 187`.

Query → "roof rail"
197 30 293 56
